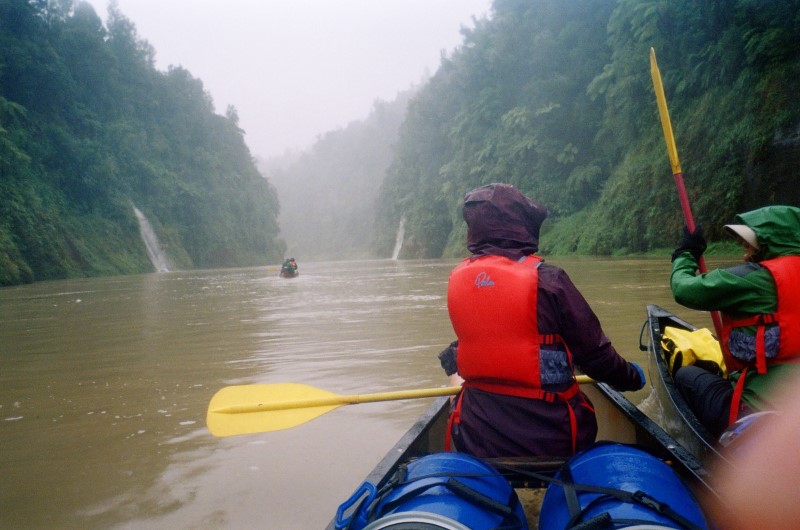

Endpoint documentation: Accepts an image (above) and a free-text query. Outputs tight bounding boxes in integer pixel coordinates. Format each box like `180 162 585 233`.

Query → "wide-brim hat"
724 224 759 249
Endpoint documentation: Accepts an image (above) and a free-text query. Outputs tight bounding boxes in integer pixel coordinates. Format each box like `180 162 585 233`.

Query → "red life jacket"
721 255 800 423
446 255 585 452
721 255 800 374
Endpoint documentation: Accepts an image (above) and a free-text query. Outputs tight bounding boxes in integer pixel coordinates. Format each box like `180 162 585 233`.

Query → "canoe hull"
326 379 717 529
644 304 723 463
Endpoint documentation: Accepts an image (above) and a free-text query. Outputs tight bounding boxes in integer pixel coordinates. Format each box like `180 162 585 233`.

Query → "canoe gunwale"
323 396 450 530
592 381 716 495
359 396 450 491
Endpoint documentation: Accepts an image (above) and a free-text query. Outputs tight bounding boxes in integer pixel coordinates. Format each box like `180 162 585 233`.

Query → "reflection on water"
0 257 727 529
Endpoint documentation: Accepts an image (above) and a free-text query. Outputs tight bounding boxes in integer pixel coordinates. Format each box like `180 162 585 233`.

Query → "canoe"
643 304 725 464
279 268 299 278
326 379 720 529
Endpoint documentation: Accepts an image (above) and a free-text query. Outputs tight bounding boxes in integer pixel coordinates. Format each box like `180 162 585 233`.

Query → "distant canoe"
279 260 299 278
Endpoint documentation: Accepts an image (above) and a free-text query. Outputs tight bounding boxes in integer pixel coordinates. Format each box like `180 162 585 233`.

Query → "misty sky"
85 0 494 160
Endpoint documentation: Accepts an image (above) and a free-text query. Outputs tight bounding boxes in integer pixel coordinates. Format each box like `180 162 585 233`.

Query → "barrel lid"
363 511 471 530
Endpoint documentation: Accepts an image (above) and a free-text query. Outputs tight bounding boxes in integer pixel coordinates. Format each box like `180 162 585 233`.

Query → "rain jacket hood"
463 183 548 261
735 206 800 260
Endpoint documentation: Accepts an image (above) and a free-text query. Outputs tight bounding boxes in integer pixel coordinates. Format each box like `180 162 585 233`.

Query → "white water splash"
133 206 171 272
391 216 405 260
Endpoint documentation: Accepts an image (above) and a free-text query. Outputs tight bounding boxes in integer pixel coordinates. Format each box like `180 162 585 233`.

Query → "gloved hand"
671 225 706 262
631 362 646 391
438 341 458 376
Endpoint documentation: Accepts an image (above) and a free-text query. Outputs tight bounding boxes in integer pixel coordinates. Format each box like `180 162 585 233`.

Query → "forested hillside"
4 0 799 284
263 90 414 261
0 0 284 285
375 0 800 258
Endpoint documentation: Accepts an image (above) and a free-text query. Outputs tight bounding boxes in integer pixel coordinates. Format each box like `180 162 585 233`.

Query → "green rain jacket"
671 205 800 411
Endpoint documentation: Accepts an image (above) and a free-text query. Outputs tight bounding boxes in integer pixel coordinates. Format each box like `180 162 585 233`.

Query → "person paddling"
438 183 645 458
670 205 800 438
280 257 298 277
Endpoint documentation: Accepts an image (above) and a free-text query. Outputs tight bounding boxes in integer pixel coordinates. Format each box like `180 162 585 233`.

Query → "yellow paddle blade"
206 376 596 438
207 383 343 437
206 383 461 437
650 47 682 176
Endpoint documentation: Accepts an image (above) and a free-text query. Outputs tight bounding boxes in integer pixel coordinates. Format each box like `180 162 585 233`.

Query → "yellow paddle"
650 47 723 340
206 376 595 438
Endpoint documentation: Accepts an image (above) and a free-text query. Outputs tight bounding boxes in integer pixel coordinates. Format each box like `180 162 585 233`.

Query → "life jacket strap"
723 313 776 373
445 391 465 452
450 380 583 453
729 367 749 426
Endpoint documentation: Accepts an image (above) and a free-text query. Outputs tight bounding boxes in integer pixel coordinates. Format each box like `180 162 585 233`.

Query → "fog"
86 0 493 159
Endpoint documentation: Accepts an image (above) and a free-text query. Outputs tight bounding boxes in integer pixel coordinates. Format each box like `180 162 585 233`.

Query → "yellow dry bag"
660 326 727 378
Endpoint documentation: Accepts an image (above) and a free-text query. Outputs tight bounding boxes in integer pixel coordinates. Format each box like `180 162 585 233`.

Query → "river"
0 257 725 529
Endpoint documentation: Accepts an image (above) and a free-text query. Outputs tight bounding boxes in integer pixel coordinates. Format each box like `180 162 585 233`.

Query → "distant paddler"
279 257 298 278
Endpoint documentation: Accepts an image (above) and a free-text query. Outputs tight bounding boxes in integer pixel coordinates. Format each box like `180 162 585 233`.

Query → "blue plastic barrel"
539 443 709 529
335 452 527 530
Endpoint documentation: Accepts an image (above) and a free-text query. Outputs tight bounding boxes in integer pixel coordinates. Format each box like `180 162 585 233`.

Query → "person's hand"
671 225 706 262
437 341 458 376
631 362 646 390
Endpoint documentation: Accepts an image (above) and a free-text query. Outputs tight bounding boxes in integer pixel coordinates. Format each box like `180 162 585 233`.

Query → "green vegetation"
0 0 284 285
3 0 799 283
373 0 800 259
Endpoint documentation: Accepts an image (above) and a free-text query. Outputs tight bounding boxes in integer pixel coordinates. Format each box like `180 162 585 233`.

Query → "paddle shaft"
650 48 723 337
213 386 460 414
212 375 596 415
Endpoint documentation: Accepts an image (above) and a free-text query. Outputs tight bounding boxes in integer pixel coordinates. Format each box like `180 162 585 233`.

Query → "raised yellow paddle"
650 47 723 339
206 376 596 438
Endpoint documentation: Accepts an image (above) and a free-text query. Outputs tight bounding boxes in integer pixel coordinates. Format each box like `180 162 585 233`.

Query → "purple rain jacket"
439 183 642 458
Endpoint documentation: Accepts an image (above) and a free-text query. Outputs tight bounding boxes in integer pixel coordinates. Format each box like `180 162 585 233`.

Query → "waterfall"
133 206 171 272
391 216 405 260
